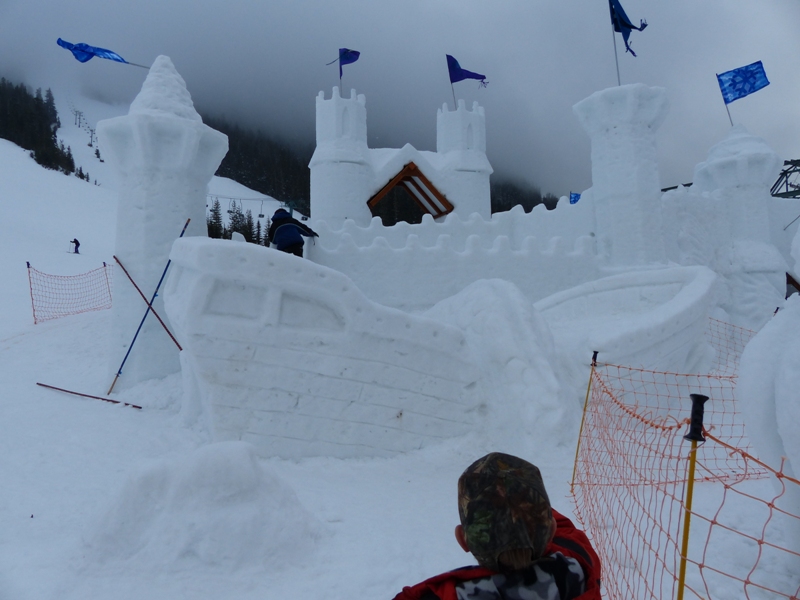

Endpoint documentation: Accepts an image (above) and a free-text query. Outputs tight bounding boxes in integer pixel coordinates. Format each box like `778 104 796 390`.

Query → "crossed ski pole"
107 218 190 395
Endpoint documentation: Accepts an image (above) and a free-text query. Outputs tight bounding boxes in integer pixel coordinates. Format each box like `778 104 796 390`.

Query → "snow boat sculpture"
163 237 482 459
534 266 718 373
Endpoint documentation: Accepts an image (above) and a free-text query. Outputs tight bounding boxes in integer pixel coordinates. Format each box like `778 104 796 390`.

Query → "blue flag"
717 61 770 105
446 55 487 87
326 48 360 79
57 38 128 64
608 0 647 57
569 192 581 205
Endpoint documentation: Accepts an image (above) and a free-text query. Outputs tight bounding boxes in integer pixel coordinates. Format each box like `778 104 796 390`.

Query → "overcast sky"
1 0 799 195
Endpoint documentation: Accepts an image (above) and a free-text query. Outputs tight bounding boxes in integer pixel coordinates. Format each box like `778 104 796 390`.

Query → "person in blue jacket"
267 208 318 257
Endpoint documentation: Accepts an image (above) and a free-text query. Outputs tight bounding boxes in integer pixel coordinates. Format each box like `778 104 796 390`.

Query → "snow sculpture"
163 237 482 459
435 100 492 219
737 294 800 551
83 441 322 570
573 84 669 267
309 87 373 227
663 126 786 330
309 88 491 229
97 56 228 388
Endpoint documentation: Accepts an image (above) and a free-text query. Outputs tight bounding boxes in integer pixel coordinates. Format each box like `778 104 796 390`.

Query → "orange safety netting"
571 318 800 600
27 262 113 324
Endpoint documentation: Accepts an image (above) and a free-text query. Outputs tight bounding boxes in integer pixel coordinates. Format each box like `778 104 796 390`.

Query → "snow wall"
308 200 600 312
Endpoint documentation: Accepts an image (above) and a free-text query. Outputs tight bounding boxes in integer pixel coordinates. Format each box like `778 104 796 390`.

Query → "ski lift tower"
771 159 800 198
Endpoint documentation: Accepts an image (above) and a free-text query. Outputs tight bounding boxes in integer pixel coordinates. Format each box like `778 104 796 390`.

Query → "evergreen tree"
227 202 246 240
207 198 224 238
0 78 74 174
255 219 262 245
245 210 256 243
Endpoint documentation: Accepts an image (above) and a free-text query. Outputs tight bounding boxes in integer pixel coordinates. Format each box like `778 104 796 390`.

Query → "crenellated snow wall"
307 200 600 311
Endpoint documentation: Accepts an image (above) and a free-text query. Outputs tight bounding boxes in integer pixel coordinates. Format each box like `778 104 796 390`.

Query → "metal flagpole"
611 23 621 86
451 83 457 110
724 103 734 127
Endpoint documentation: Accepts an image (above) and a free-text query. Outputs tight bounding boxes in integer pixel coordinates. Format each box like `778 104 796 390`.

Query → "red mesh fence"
27 262 113 324
571 318 800 600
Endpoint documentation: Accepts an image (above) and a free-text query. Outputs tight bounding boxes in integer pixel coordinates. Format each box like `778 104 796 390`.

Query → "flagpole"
451 83 457 110
716 74 735 127
724 103 734 127
611 24 621 86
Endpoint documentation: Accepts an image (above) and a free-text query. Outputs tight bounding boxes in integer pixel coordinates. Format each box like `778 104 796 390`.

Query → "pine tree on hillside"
245 210 256 243
207 198 224 238
0 78 74 174
227 202 246 240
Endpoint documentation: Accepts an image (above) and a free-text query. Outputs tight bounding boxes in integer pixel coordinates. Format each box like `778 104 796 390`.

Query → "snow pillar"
309 87 374 228
436 100 492 219
573 84 669 267
692 126 786 329
97 55 228 390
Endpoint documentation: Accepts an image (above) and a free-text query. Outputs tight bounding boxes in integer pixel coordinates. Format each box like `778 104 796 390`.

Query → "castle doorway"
367 162 454 226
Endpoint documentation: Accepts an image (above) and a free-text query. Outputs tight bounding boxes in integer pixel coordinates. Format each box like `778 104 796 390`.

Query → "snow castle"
309 87 493 228
94 58 789 460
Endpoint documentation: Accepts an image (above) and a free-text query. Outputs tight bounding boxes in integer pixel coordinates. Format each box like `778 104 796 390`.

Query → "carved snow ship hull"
534 266 718 373
163 238 481 459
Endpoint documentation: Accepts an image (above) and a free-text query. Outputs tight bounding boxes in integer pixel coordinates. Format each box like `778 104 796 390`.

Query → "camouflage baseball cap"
457 453 554 571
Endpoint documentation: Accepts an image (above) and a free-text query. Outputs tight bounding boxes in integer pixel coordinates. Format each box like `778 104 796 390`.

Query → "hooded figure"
266 208 318 257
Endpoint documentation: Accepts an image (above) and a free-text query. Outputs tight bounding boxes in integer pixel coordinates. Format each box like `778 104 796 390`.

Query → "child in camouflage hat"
392 452 601 600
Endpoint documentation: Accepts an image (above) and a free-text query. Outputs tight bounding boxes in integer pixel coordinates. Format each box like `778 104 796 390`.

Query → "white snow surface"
129 55 202 122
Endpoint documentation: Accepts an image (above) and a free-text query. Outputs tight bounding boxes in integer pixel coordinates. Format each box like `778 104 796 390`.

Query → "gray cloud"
1 0 799 196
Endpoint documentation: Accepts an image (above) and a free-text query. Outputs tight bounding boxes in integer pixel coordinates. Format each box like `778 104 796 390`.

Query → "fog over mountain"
2 0 798 195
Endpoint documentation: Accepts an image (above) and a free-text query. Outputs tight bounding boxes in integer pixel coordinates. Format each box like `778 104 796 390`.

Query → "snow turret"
694 125 781 244
97 55 228 389
309 87 374 228
436 100 492 219
574 84 669 267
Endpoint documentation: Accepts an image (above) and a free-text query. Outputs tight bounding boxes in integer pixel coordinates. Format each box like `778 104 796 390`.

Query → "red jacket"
392 509 601 600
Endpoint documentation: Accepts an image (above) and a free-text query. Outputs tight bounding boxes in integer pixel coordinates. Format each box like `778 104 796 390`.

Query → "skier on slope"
266 208 318 257
70 238 80 254
392 452 601 600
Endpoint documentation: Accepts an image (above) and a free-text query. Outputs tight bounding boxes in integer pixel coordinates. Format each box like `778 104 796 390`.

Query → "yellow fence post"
677 393 709 600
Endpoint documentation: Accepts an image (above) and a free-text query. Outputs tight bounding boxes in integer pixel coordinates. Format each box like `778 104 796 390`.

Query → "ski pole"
37 382 142 409
107 218 190 395
113 255 182 350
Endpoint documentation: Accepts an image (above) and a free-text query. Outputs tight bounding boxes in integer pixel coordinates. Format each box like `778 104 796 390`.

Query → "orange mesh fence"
571 318 800 600
705 317 756 376
27 262 113 324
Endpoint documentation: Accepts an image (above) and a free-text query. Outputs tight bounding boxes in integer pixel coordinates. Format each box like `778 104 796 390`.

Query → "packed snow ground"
1 93 797 598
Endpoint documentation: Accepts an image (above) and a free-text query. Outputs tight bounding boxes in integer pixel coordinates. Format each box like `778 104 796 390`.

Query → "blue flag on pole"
57 38 128 64
608 0 647 57
446 55 487 87
329 48 360 79
569 192 581 205
717 61 770 105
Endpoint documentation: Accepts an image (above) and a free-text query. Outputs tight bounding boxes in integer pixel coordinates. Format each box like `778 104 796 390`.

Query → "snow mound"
83 442 322 571
424 279 574 454
129 55 201 122
737 297 800 480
